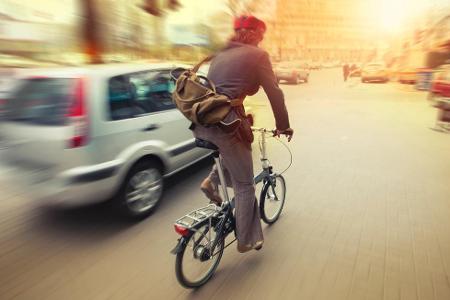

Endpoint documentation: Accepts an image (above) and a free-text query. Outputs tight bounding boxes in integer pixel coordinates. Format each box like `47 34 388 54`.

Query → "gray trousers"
193 113 264 247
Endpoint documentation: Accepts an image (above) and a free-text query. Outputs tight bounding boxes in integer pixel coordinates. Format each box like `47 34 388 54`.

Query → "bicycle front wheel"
259 174 286 224
175 223 225 288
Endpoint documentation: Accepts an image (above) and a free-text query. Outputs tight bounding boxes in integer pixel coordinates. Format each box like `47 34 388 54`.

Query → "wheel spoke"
147 179 162 190
260 175 286 224
127 192 143 203
176 222 225 287
270 185 280 201
125 167 163 214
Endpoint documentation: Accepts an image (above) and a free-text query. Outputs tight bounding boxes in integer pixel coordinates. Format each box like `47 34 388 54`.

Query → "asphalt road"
1 69 450 300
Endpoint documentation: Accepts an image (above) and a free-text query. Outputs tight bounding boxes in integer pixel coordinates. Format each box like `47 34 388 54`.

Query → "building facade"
259 0 380 63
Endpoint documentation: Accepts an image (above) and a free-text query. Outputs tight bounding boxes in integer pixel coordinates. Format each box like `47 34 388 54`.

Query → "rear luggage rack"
175 204 220 229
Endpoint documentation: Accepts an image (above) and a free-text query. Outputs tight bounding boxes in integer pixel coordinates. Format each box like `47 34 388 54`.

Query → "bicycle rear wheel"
175 222 225 288
259 174 286 224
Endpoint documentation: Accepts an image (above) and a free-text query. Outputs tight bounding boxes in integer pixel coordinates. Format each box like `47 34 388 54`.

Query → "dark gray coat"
208 42 290 130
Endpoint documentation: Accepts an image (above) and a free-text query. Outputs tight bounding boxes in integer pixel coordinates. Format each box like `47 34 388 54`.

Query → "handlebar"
251 127 293 142
251 126 275 134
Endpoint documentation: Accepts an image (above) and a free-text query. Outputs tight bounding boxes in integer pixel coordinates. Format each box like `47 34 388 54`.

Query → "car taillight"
67 78 89 148
174 224 190 236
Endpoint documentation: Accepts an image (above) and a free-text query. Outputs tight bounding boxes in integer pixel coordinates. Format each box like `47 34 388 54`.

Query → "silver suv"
0 63 209 218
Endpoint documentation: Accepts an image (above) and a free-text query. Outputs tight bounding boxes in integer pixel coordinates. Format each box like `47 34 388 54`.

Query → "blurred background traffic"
0 1 450 299
0 0 449 68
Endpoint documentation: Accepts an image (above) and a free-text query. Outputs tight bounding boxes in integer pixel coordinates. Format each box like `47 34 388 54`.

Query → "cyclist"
193 15 293 253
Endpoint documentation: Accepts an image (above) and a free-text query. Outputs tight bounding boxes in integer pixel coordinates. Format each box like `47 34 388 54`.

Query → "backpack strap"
229 97 245 107
192 55 215 73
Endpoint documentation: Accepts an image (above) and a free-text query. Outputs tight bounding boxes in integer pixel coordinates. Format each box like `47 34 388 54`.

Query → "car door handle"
142 124 160 131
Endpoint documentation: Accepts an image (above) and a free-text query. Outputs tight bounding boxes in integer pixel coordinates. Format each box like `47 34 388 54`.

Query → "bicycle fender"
170 237 188 255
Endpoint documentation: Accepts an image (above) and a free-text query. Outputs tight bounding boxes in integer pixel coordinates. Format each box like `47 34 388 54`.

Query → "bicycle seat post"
212 150 230 204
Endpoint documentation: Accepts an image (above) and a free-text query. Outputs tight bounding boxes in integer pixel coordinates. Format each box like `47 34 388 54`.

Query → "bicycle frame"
172 127 277 256
173 126 288 288
252 127 274 185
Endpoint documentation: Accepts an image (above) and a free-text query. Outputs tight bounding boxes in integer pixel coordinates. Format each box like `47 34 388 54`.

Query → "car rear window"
277 63 291 68
4 78 74 126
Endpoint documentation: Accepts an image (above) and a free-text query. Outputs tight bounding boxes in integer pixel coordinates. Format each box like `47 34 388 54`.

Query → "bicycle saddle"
195 138 219 150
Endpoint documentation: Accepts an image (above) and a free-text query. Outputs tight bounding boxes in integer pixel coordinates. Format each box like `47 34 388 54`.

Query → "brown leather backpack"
172 56 243 128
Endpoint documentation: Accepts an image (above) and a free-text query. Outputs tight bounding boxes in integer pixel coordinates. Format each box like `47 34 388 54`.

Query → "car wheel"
116 159 164 219
292 76 299 85
361 78 365 83
304 76 309 83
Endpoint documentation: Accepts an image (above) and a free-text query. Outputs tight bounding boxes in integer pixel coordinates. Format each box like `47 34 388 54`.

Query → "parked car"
274 61 309 84
398 67 417 84
0 68 24 119
292 61 310 82
0 63 212 219
309 62 321 70
429 63 450 104
429 63 450 125
361 63 389 83
349 63 361 77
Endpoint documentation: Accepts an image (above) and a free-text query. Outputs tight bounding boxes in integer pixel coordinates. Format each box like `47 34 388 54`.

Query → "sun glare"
376 0 442 33
379 0 405 32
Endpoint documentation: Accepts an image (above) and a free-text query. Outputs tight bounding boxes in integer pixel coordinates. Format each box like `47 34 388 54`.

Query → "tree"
139 0 182 16
81 0 103 64
80 0 182 64
227 0 260 17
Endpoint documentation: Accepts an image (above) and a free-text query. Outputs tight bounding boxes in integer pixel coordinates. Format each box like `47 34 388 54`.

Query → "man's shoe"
200 178 223 205
237 241 264 253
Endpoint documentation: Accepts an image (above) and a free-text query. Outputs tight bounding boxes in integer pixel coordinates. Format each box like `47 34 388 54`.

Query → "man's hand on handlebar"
274 128 294 142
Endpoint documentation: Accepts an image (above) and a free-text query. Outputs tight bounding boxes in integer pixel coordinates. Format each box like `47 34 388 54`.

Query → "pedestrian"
194 15 294 253
343 63 350 81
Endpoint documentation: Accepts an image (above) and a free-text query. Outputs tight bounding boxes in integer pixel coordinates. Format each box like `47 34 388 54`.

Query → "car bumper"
277 74 295 81
398 73 416 83
363 76 388 82
3 160 124 207
431 96 450 109
277 74 308 82
298 74 309 81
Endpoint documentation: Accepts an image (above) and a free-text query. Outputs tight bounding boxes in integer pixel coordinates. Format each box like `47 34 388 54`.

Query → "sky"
1 0 448 34
375 0 450 32
166 0 229 26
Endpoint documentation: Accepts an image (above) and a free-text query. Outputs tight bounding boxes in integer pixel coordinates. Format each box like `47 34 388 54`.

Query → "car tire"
361 78 365 83
292 76 299 85
115 159 164 219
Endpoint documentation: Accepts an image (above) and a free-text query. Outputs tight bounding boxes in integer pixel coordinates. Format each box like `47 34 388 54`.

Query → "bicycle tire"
259 174 286 224
175 227 225 288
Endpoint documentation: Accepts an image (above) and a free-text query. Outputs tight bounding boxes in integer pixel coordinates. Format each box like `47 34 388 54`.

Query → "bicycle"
170 126 291 288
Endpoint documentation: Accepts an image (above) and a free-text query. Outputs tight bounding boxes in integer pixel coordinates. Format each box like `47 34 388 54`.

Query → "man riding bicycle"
193 15 293 253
